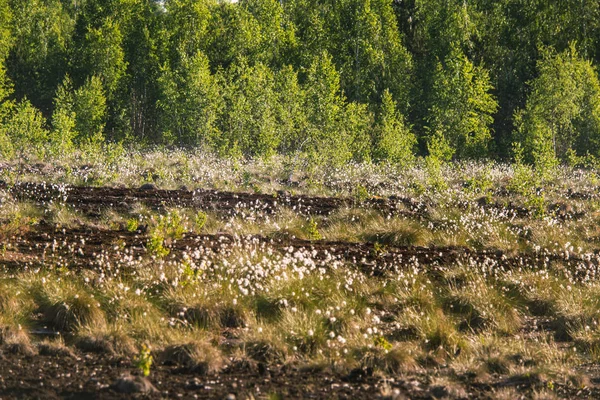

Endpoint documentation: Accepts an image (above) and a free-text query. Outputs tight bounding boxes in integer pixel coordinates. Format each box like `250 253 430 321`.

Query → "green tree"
164 0 212 64
0 0 12 157
283 0 332 68
373 89 416 164
514 45 600 165
118 0 168 141
4 99 48 157
71 8 132 140
274 65 306 154
0 55 10 111
79 17 127 99
73 75 106 145
0 0 11 63
240 0 296 66
49 75 77 155
426 44 498 159
0 70 13 157
398 0 477 148
471 0 600 157
284 0 412 109
303 51 351 165
412 0 475 60
344 0 412 109
575 62 600 157
206 2 262 69
425 129 454 190
219 59 278 158
7 0 73 114
157 50 221 146
0 0 12 109
343 101 373 162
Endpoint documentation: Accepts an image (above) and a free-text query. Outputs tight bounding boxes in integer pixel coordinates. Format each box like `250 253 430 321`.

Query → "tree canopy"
0 0 599 165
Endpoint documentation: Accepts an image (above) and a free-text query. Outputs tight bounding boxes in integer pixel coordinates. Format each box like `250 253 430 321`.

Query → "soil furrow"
4 182 424 217
3 181 586 221
3 224 597 280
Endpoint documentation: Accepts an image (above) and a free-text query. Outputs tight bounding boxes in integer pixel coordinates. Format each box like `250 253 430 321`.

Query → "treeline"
0 0 599 166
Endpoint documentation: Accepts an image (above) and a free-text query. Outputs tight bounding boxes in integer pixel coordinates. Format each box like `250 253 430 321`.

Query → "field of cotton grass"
2 148 600 399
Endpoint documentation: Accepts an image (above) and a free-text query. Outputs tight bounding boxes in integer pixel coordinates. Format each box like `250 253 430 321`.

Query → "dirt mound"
3 223 596 281
5 182 425 218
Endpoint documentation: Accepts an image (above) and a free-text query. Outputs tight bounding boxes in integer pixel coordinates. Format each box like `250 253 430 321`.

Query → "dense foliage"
0 0 599 165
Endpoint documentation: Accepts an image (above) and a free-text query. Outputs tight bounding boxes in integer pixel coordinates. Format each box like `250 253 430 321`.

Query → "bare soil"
2 342 599 399
0 183 598 399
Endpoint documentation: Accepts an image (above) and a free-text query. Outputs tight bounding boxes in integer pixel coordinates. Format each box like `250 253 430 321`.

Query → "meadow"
1 149 600 399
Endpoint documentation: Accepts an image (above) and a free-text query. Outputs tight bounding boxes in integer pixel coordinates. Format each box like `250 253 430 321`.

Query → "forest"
0 0 599 166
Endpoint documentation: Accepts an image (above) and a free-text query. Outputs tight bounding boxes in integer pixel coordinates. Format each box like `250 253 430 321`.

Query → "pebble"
139 183 158 191
111 374 158 394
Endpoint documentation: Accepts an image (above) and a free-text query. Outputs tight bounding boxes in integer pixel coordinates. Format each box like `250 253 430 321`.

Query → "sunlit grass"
2 153 600 398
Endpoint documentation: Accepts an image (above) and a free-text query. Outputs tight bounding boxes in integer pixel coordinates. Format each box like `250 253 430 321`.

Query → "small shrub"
373 335 393 351
147 210 187 256
195 211 207 232
303 217 322 240
135 343 153 377
464 167 493 202
126 218 139 232
353 184 370 204
147 230 169 257
181 261 201 286
159 210 185 240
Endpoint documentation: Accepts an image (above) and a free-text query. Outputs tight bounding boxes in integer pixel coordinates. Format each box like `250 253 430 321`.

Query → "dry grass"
38 338 76 358
160 338 225 374
32 280 106 332
75 327 137 357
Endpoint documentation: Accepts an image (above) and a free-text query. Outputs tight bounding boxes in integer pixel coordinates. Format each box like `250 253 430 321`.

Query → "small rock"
225 394 236 400
476 196 491 206
187 377 203 389
430 385 448 399
346 366 373 382
6 342 37 357
257 362 269 376
139 183 158 191
111 374 158 394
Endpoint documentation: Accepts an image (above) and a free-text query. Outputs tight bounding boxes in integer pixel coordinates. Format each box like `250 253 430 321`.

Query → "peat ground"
2 182 600 399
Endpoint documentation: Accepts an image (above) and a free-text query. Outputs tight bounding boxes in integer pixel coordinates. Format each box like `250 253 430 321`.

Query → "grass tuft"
75 328 137 357
160 340 224 374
